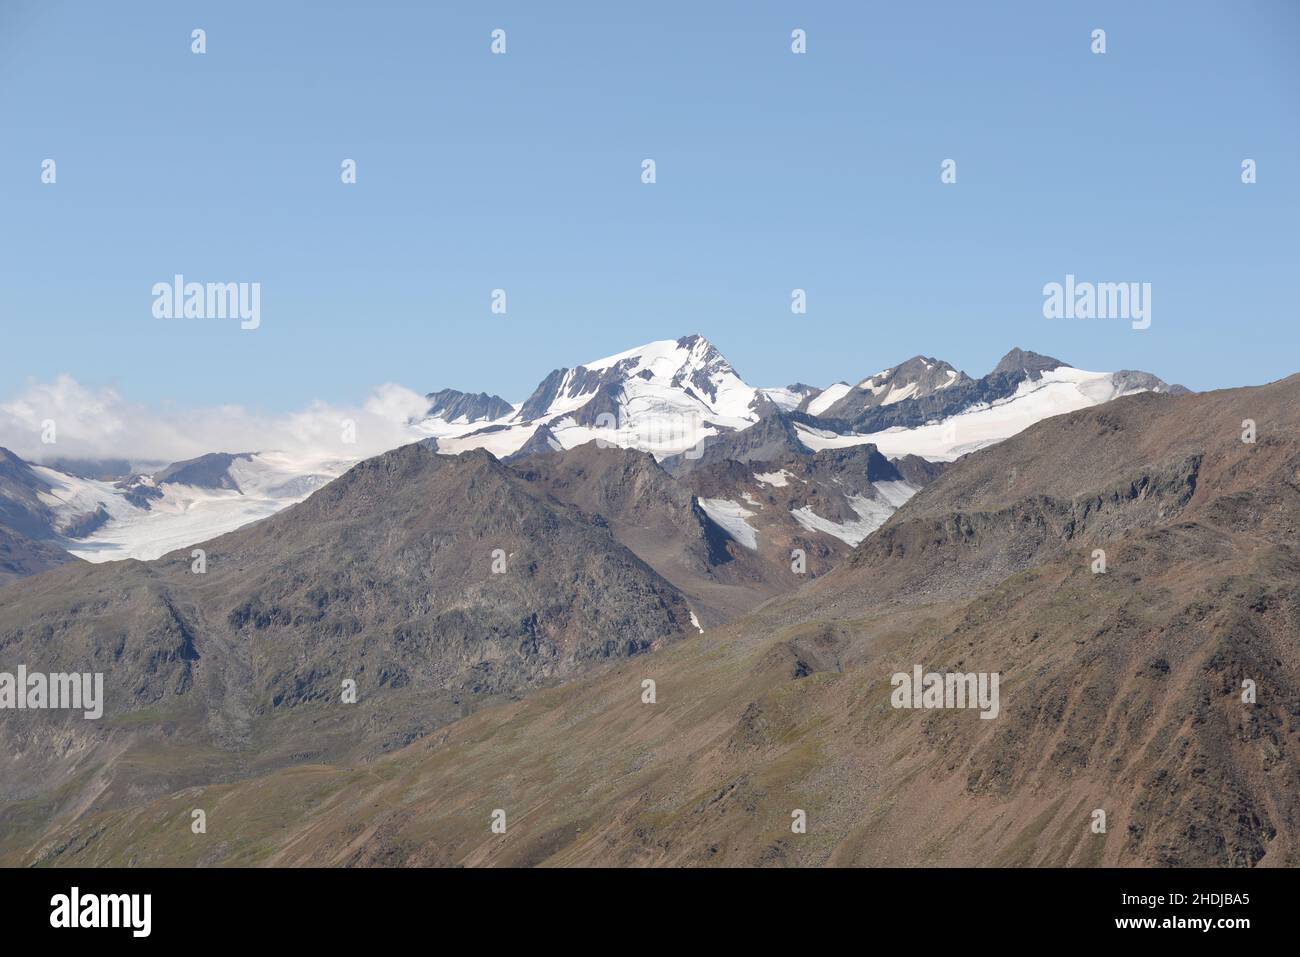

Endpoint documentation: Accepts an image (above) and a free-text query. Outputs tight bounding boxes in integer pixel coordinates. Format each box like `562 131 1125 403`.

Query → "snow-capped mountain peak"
810 355 967 419
514 334 761 425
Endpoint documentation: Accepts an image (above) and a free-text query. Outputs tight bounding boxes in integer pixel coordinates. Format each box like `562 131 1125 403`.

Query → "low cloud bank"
0 375 432 467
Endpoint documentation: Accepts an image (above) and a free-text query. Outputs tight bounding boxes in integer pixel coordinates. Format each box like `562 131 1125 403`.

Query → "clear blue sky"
1 0 1296 410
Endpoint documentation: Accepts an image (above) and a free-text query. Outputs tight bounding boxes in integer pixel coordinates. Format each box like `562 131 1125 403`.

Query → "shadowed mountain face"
425 388 514 424
9 375 1293 867
0 447 59 540
0 524 78 586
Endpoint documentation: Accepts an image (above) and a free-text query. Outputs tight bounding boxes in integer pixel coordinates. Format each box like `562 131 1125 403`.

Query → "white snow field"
44 452 348 563
794 366 1148 462
788 482 920 547
806 382 852 416
697 498 760 550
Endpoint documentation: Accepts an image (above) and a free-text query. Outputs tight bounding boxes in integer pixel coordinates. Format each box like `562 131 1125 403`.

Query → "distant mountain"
0 446 348 567
0 523 76 586
513 442 778 624
682 441 943 562
804 354 968 418
792 348 1187 461
424 388 514 424
150 451 254 491
516 436 952 616
0 446 108 540
0 446 57 539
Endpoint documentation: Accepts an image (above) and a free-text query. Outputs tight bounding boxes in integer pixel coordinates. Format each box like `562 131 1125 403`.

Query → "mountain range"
0 335 1182 568
9 335 1285 871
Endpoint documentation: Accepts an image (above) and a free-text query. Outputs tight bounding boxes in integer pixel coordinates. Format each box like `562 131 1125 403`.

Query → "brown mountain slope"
12 375 1296 867
512 442 781 625
0 444 695 831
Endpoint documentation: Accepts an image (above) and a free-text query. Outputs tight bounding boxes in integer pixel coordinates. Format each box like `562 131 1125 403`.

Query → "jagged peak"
991 348 1066 378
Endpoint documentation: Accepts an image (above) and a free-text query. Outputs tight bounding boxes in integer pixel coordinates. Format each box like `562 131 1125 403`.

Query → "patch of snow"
697 497 759 550
753 469 794 488
807 382 852 416
881 381 919 405
434 423 540 458
758 387 802 411
790 493 896 547
873 479 919 509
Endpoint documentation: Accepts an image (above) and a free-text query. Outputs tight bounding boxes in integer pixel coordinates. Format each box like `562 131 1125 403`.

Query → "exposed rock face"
990 346 1064 378
890 453 950 486
515 367 569 423
114 474 165 509
151 452 254 491
0 447 109 543
811 354 970 420
425 388 514 423
1112 369 1191 395
659 412 812 475
504 423 563 461
682 443 923 562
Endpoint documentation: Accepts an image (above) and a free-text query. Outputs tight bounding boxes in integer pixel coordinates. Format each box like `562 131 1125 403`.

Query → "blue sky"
1 0 1297 412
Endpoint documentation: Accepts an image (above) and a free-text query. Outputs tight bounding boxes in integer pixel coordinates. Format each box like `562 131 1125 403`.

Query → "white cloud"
0 375 431 467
